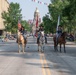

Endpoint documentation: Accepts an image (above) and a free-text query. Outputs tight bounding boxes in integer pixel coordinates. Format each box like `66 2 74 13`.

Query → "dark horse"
53 32 67 53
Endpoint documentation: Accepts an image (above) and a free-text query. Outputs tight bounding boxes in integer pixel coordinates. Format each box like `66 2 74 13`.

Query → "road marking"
40 53 46 75
40 53 51 75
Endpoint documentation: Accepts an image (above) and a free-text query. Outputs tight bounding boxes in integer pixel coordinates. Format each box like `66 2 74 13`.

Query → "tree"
44 0 69 33
42 14 55 33
2 2 22 33
62 0 76 33
42 0 66 33
21 20 31 32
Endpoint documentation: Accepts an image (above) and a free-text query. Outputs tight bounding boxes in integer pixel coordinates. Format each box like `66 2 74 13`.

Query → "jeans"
23 34 27 39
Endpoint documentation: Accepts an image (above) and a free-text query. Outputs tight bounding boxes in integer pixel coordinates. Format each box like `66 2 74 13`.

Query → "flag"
18 20 22 29
36 15 38 28
56 15 60 31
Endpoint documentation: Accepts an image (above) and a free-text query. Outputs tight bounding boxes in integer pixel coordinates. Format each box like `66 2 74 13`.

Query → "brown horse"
17 30 27 53
53 32 67 53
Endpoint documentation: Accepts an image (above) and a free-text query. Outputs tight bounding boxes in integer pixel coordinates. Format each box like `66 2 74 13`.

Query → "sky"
8 0 51 21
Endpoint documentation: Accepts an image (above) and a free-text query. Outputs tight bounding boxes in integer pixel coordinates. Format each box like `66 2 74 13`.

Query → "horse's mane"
61 32 66 36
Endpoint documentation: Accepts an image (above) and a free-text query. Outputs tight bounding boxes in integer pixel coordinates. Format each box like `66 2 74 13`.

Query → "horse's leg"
54 40 58 52
64 44 66 53
24 39 27 52
54 45 57 51
22 43 25 53
38 44 40 51
41 44 44 53
18 44 21 53
55 45 58 52
54 45 56 51
54 41 56 51
22 45 25 53
60 44 61 52
38 44 39 51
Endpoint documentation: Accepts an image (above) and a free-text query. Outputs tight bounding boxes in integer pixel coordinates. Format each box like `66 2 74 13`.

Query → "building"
32 7 41 36
0 0 9 35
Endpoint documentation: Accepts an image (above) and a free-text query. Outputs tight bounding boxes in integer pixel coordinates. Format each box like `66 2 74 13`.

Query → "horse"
17 30 27 53
37 31 45 53
53 32 67 53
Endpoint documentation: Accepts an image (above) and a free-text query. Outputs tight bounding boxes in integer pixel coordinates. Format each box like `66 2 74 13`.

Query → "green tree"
42 14 55 33
2 2 22 33
45 0 69 33
62 0 76 33
21 20 31 32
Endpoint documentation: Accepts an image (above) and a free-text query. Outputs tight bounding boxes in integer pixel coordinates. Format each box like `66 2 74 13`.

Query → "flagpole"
56 15 60 31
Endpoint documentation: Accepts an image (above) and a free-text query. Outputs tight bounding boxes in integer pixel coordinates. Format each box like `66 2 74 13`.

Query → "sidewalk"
66 41 76 45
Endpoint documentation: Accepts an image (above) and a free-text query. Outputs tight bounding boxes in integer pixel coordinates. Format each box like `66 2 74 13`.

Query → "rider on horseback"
19 26 27 40
16 26 27 43
37 25 47 44
37 25 44 43
56 25 62 43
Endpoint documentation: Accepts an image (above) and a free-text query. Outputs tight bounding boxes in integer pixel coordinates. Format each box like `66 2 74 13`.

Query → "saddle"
16 34 27 43
56 33 62 43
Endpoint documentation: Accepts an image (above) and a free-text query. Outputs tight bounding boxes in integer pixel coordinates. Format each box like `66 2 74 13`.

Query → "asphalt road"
0 36 76 75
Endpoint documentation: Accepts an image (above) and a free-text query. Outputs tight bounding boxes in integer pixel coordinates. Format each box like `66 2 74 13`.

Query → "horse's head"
61 32 68 39
17 30 23 39
40 31 44 37
18 30 21 36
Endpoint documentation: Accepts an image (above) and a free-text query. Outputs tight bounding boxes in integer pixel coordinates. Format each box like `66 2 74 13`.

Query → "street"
0 36 76 75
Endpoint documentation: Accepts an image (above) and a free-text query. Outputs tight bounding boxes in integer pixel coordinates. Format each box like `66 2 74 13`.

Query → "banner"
56 15 60 31
18 20 22 29
31 0 49 6
36 15 38 28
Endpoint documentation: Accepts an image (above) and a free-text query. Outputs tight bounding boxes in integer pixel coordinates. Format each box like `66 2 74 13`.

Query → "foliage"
1 2 31 33
2 2 22 33
42 0 73 33
42 14 56 33
62 0 76 33
21 20 31 31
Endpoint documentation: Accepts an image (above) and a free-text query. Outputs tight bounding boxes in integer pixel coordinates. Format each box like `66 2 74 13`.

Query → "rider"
56 25 62 43
37 25 48 44
37 25 44 43
16 26 27 43
38 25 44 37
19 26 27 40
